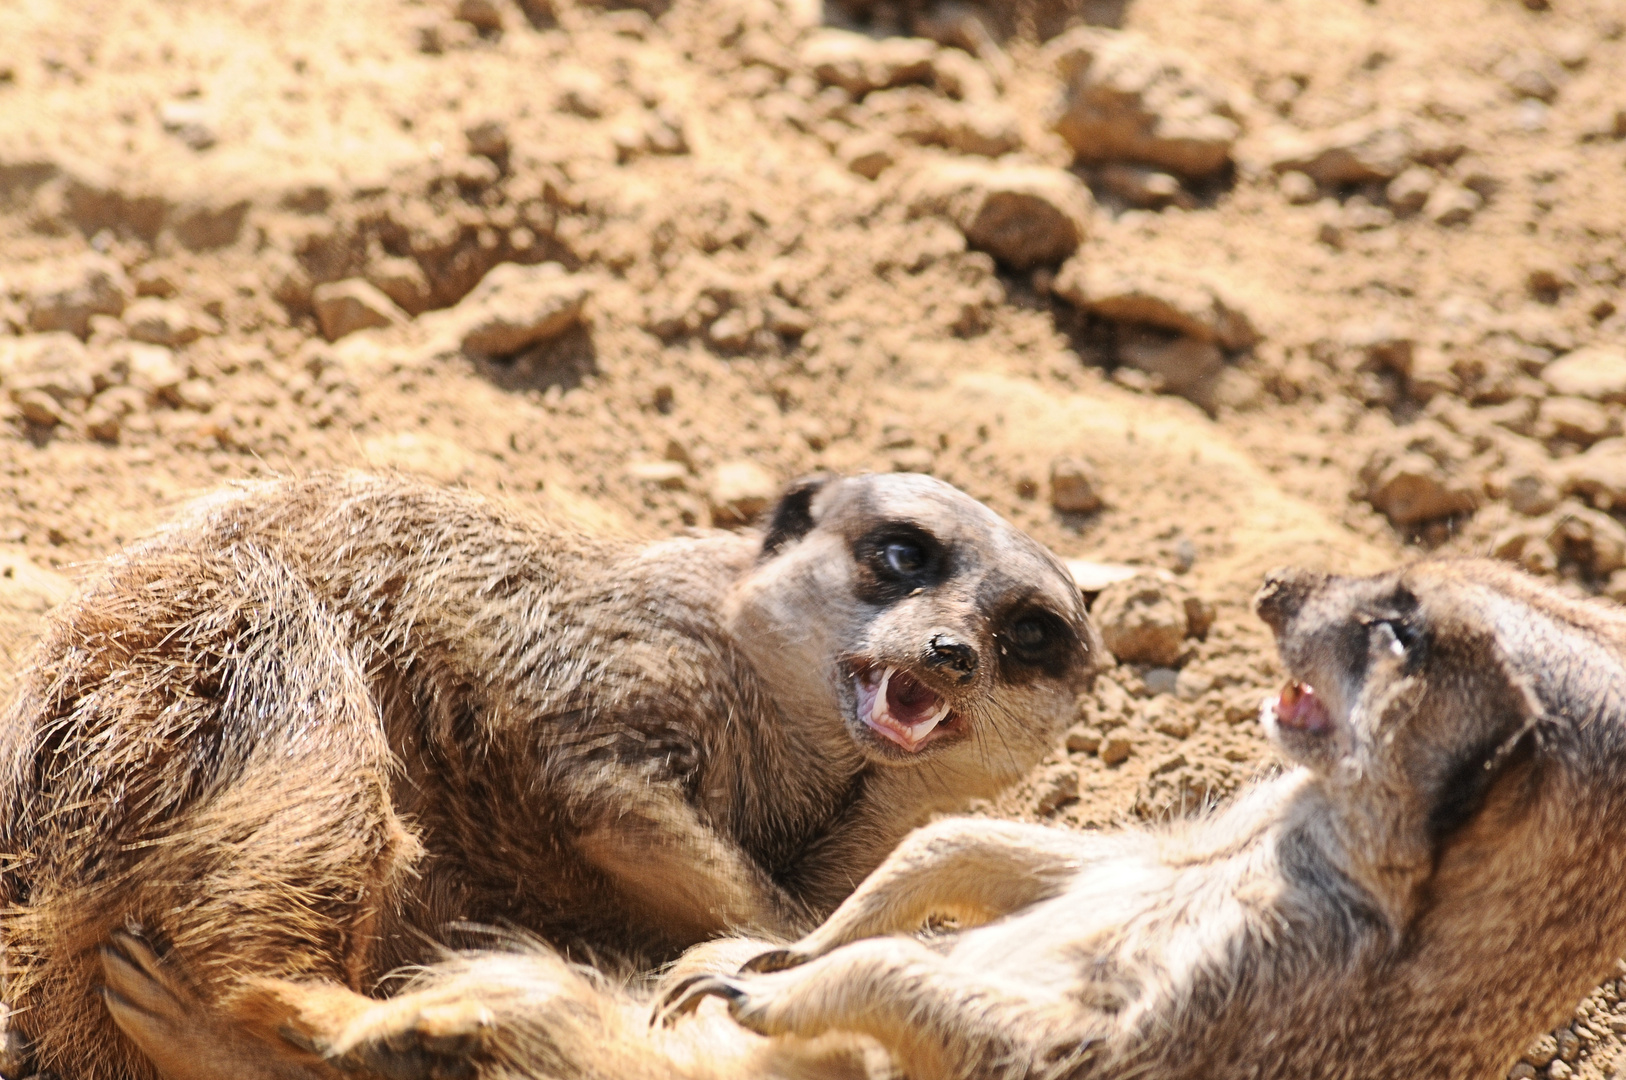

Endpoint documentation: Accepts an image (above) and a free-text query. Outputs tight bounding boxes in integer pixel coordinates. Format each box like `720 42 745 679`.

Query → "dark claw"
649 975 746 1028
738 948 807 974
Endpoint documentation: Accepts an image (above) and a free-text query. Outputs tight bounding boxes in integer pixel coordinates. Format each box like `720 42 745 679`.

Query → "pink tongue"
1277 682 1332 733
854 667 949 751
886 670 940 725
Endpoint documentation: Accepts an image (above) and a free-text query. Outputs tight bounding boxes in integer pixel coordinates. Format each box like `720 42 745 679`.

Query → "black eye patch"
995 607 1079 681
853 524 944 603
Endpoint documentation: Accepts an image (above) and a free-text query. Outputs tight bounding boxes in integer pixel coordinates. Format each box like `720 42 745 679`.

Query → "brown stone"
800 30 937 97
1093 574 1189 667
311 279 406 342
1543 346 1626 402
451 262 592 356
706 460 778 527
1045 27 1239 179
1052 257 1257 350
1050 457 1104 514
26 255 129 339
905 160 1093 270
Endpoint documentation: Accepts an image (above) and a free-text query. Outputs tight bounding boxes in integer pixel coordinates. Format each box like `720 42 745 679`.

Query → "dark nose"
926 631 979 683
1254 567 1326 633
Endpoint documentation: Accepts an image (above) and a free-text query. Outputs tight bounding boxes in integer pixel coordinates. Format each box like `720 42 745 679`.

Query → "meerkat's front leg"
746 818 1092 972
570 776 809 941
660 937 1058 1080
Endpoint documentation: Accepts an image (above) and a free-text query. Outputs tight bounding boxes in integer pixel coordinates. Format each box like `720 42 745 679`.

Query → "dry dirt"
2 0 1625 1074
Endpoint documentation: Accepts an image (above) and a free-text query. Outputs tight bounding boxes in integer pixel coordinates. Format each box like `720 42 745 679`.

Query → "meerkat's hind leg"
99 929 322 1080
743 818 1092 974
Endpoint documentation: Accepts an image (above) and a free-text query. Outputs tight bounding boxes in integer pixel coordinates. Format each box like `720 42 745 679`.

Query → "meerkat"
0 469 1099 1080
162 557 1626 1080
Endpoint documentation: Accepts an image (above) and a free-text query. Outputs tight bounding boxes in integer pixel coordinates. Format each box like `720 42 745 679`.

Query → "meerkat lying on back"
0 469 1099 1080
160 558 1626 1080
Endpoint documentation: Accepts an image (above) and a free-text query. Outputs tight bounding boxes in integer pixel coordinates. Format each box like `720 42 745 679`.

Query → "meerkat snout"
925 630 978 682
1253 566 1326 632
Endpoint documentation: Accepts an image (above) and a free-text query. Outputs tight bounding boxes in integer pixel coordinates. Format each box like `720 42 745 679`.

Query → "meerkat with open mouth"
111 558 1626 1080
0 469 1098 1080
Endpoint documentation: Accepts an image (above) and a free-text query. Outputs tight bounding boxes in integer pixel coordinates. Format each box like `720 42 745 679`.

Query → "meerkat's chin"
851 665 960 753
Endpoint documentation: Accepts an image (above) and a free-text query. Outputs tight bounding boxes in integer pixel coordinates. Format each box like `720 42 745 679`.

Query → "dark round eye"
885 541 927 575
1009 615 1051 653
1371 618 1418 658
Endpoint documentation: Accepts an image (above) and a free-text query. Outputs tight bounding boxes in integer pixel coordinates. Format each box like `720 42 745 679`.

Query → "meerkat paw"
99 929 206 1051
737 947 812 974
652 973 785 1036
260 980 493 1080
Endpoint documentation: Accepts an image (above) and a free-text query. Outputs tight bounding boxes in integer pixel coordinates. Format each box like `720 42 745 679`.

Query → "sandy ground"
1 0 1625 1074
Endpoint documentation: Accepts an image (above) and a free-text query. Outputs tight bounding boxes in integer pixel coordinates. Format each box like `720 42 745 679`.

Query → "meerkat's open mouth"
1264 681 1333 734
853 666 958 752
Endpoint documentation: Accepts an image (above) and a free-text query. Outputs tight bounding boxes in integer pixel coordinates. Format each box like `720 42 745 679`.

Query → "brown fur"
0 469 1097 1080
194 558 1626 1080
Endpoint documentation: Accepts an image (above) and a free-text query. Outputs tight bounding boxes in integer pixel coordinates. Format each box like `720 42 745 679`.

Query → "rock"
124 343 187 400
132 265 179 298
1385 166 1436 215
1548 1060 1573 1080
1118 335 1225 411
454 0 504 32
123 298 215 347
556 68 606 118
861 90 1023 158
158 99 218 151
366 256 435 316
706 460 778 527
1558 438 1626 509
26 255 129 339
1549 508 1626 576
1099 733 1133 766
1050 457 1104 513
312 279 405 342
1507 1063 1538 1080
1142 668 1179 697
1496 50 1562 102
1093 574 1189 667
837 133 897 180
1542 346 1626 401
1506 471 1561 516
1425 183 1482 226
444 262 592 356
627 460 688 489
1096 164 1191 210
1065 724 1103 754
1539 397 1618 445
0 333 101 409
1045 27 1239 179
1052 257 1257 350
1278 170 1318 204
1032 763 1080 814
1259 114 1463 185
1067 560 1140 592
465 119 510 160
1554 1028 1580 1063
1360 448 1481 527
1525 1034 1560 1068
800 30 937 97
1338 317 1414 375
904 160 1092 270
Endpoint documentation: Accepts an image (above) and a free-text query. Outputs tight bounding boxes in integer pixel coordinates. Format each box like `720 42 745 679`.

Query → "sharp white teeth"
869 667 895 727
905 700 952 742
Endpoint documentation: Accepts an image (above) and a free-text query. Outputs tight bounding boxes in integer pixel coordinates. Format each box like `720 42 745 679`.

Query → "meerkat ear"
761 473 837 557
